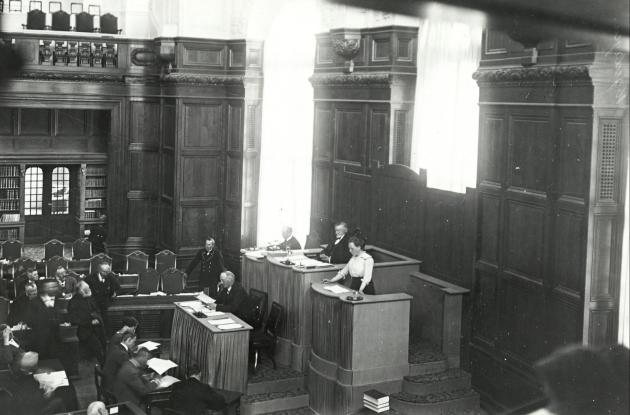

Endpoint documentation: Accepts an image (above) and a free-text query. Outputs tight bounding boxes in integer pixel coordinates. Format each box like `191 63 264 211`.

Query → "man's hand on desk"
320 254 330 262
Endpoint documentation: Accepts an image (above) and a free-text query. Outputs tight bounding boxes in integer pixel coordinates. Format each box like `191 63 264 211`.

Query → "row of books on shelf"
0 213 21 223
85 189 106 198
0 166 19 177
0 189 19 199
0 199 19 210
0 228 19 240
84 210 106 219
86 166 107 176
85 198 105 208
86 177 107 187
0 178 19 188
364 389 389 413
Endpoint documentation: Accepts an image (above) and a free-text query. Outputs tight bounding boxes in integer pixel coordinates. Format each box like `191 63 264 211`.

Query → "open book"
33 371 69 391
147 358 178 375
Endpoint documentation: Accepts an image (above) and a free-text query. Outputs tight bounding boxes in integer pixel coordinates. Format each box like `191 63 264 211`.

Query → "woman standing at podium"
323 234 375 295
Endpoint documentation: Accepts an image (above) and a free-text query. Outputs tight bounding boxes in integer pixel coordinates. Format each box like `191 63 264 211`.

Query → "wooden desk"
169 303 252 393
241 245 420 372
54 402 146 415
107 294 197 340
308 283 411 415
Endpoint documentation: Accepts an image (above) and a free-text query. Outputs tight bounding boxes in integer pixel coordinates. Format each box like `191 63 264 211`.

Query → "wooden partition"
241 246 420 372
308 283 411 414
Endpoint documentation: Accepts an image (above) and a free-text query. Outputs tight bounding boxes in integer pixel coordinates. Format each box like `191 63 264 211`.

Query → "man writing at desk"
112 348 159 406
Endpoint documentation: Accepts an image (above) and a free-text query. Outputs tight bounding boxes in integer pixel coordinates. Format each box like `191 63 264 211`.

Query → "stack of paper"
206 310 225 317
196 292 216 304
207 318 235 325
217 323 243 330
34 371 69 391
322 284 351 294
157 375 181 389
178 300 203 312
363 389 389 413
147 358 178 375
137 340 160 351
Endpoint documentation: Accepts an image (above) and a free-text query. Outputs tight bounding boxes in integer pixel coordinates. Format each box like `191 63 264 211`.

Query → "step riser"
402 375 471 395
390 394 480 415
241 395 310 415
247 377 306 395
408 360 448 376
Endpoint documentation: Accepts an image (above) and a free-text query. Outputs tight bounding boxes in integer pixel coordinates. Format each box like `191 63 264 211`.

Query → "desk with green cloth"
169 302 252 393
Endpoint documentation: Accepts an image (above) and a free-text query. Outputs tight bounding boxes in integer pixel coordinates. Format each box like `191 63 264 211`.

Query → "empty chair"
126 251 149 274
250 301 283 372
248 288 268 330
26 9 46 30
72 238 92 260
51 10 70 31
44 239 64 260
155 250 176 274
161 268 185 295
137 268 160 294
1 240 23 261
89 253 112 275
46 255 68 278
75 11 93 32
117 274 139 295
100 13 119 34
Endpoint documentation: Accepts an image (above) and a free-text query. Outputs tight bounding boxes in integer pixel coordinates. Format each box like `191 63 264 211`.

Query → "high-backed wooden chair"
155 250 176 274
75 12 93 32
51 10 70 31
100 13 120 34
137 268 160 295
126 251 149 274
44 239 64 260
161 268 185 295
0 297 9 325
248 288 268 330
46 255 68 278
1 240 23 261
304 231 321 249
89 253 112 275
72 238 92 260
250 301 283 373
26 9 46 30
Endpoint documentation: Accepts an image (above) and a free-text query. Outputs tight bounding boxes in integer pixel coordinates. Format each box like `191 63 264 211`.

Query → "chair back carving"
155 250 176 274
126 250 149 274
248 288 268 330
1 240 23 261
51 10 70 31
44 239 64 260
89 253 112 275
72 238 92 260
46 255 68 278
75 12 93 32
137 268 160 294
100 13 118 34
26 9 46 30
161 268 185 295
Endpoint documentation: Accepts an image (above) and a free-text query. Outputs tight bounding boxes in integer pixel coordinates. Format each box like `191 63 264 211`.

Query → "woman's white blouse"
335 251 374 284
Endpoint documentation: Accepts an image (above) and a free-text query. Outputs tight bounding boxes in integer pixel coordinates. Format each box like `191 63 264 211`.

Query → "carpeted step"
390 388 480 415
240 388 310 415
408 341 449 376
258 406 316 415
247 360 305 395
403 369 471 395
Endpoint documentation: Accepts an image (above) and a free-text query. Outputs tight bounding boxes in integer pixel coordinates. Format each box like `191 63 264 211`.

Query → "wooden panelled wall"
0 33 263 281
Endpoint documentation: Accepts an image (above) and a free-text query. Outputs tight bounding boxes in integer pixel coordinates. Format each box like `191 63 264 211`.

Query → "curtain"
255 0 319 247
619 168 629 347
410 20 482 193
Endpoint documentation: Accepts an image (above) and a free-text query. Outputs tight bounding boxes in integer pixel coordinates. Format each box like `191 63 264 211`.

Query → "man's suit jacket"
112 360 155 406
102 343 131 389
278 236 301 251
168 377 227 414
25 296 60 358
8 295 32 325
322 233 352 264
185 249 225 288
67 295 103 342
215 283 249 320
85 273 120 310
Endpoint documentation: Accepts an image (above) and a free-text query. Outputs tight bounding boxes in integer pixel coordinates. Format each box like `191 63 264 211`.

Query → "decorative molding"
473 65 590 82
13 71 123 82
309 72 392 86
332 38 360 61
162 72 244 85
131 48 158 66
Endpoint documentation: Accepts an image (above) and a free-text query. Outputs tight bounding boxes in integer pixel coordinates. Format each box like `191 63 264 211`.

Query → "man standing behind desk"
185 237 225 295
277 226 301 251
320 221 352 264
85 263 120 332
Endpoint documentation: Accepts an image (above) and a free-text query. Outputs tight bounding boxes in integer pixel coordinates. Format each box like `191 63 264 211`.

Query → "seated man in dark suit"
8 282 38 326
213 271 250 321
112 348 158 406
108 316 139 352
67 281 107 365
320 221 353 264
277 226 301 251
102 331 136 391
168 363 227 415
14 266 40 300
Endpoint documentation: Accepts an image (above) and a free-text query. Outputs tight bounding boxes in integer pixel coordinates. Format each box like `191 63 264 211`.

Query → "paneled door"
24 165 78 243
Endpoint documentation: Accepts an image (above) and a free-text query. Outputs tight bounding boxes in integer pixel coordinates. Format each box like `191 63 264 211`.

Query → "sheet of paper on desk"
178 300 203 310
196 292 216 304
33 371 69 390
207 318 235 325
149 291 167 296
297 258 330 267
137 341 160 351
217 323 243 330
206 310 225 317
245 250 266 259
323 284 351 294
147 358 178 375
157 375 180 389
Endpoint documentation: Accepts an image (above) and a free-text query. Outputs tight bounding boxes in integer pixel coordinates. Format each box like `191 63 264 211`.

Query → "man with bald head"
85 262 120 332
278 226 301 251
213 271 250 321
68 281 106 364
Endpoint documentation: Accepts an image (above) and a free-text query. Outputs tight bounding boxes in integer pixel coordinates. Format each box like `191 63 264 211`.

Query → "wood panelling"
130 101 160 145
478 113 505 184
508 114 551 192
182 157 220 199
181 206 218 246
314 104 333 161
369 106 389 166
56 109 86 136
478 194 500 265
20 108 51 135
129 152 159 193
0 108 13 135
183 103 223 149
127 199 157 243
334 105 365 165
504 200 545 280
